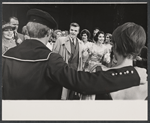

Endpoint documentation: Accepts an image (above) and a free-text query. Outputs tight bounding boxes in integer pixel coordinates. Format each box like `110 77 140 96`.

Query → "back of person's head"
80 29 91 40
112 22 146 58
94 30 105 42
26 22 50 38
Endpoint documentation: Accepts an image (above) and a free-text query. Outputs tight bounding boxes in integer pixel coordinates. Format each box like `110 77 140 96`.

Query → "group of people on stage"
2 8 148 100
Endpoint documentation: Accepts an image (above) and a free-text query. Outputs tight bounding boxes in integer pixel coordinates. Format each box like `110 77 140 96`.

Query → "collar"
3 39 51 61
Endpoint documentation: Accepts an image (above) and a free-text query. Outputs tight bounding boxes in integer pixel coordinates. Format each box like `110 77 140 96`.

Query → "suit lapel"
62 36 83 57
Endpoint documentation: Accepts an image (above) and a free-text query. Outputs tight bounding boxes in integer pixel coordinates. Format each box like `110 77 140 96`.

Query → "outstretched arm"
48 53 140 95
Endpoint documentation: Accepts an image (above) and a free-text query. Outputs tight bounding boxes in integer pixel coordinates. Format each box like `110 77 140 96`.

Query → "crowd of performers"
2 9 147 100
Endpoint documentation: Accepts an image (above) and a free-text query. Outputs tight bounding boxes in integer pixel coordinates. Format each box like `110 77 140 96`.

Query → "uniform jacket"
2 39 140 100
52 35 84 71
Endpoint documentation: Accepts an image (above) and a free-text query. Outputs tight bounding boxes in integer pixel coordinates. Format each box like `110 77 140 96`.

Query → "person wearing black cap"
2 9 147 100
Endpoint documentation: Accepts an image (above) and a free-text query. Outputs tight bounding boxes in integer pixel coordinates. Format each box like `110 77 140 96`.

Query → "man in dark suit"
2 9 147 100
9 16 25 44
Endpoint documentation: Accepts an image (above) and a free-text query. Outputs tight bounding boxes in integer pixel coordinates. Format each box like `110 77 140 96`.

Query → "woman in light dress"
81 30 111 100
82 31 111 73
80 29 93 68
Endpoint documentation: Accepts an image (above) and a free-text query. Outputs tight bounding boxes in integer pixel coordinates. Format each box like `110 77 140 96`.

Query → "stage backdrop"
2 4 147 41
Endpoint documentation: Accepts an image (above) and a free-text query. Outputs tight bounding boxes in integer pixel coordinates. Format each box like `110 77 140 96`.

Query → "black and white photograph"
1 1 148 121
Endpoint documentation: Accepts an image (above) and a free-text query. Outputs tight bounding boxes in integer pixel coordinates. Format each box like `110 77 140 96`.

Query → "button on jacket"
2 39 140 100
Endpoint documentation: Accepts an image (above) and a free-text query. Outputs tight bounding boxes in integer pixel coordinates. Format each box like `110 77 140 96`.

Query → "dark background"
2 4 147 41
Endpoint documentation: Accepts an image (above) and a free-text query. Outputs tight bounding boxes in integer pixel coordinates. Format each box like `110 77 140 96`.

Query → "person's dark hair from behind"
26 22 50 38
112 22 146 59
94 30 105 43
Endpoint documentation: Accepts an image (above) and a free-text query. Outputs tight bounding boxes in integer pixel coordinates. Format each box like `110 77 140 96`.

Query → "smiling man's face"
69 26 79 39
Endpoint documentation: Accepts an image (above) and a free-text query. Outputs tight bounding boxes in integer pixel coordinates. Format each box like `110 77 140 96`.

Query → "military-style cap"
27 9 58 29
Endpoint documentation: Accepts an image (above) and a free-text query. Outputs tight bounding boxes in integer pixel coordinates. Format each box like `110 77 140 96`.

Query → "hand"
82 50 89 62
82 50 89 57
24 35 30 40
136 56 142 61
17 38 23 44
103 53 111 63
134 67 147 84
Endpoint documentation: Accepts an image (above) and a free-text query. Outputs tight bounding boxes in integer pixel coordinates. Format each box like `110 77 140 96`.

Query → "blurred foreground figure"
102 22 147 100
